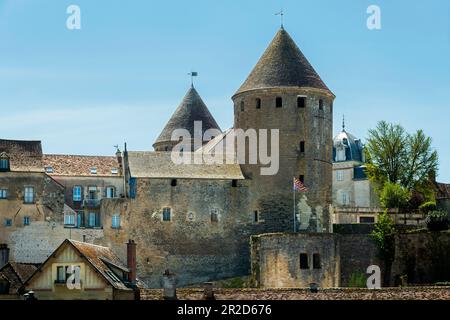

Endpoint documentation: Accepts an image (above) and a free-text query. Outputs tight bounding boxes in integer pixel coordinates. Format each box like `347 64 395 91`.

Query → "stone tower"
153 87 221 152
232 28 335 232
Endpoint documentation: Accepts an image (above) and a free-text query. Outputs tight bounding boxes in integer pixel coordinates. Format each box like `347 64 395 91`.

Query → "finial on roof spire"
275 9 284 29
188 71 198 88
342 115 346 131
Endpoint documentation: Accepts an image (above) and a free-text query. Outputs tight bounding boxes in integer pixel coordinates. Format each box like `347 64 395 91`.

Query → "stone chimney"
0 244 9 268
127 239 137 284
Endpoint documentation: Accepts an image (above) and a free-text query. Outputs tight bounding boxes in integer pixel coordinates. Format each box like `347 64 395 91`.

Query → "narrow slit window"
319 99 324 111
240 101 245 112
171 179 177 187
300 141 305 153
256 98 261 109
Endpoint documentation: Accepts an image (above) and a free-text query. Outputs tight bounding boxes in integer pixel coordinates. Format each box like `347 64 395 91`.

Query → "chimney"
0 244 9 268
127 239 137 284
115 148 122 168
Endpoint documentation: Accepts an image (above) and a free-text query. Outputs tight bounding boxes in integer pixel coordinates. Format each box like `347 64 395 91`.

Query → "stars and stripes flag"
293 177 308 193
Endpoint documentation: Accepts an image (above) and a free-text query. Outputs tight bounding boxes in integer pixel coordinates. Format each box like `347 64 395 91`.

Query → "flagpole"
293 177 296 233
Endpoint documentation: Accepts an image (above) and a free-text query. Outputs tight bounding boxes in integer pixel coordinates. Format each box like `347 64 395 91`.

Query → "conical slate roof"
235 28 332 96
155 87 221 145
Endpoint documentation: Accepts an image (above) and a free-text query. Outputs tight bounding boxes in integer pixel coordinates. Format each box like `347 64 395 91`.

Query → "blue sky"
0 0 449 181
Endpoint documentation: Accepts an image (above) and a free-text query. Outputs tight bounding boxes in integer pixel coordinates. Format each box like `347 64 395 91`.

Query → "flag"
293 177 308 193
189 72 198 77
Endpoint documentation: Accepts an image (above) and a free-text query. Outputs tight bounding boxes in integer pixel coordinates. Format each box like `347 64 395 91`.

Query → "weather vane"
275 9 284 28
188 71 198 88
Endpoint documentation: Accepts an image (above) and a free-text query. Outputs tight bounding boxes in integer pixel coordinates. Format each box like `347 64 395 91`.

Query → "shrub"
425 210 449 232
380 182 411 210
419 201 437 214
348 272 366 288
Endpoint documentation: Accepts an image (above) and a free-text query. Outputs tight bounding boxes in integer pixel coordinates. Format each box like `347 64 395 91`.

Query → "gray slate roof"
128 151 244 180
235 28 332 96
333 130 364 163
154 87 221 146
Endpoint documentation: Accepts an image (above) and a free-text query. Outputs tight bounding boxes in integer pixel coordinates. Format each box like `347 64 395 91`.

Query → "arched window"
0 153 10 171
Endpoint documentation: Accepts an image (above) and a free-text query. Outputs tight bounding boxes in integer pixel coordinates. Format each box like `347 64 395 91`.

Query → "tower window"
253 210 260 223
319 99 324 111
256 98 261 109
211 209 219 223
313 253 321 269
276 97 282 108
300 253 309 269
231 180 238 188
162 208 171 222
171 179 177 187
297 97 306 108
300 141 305 153
240 101 245 112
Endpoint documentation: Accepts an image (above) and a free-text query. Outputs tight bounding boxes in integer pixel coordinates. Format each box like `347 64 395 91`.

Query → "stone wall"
102 177 266 288
391 232 450 285
251 232 450 288
250 233 340 288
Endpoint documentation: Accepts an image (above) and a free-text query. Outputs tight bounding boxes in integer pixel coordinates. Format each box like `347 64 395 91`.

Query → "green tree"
379 182 411 210
370 211 397 286
365 121 439 206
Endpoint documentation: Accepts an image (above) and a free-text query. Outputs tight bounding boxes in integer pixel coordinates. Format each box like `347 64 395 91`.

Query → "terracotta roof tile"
0 139 43 172
43 154 121 177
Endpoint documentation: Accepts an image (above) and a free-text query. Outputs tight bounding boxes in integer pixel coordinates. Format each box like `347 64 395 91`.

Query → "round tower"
232 28 335 232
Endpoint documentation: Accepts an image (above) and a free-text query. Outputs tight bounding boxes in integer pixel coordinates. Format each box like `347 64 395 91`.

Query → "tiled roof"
127 151 245 180
69 240 131 290
0 139 43 172
436 183 450 199
0 262 39 294
235 28 332 96
43 154 121 177
154 87 221 147
22 240 137 292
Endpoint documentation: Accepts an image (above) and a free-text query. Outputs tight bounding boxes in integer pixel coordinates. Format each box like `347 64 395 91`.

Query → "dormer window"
336 146 346 162
90 167 97 174
0 153 10 171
